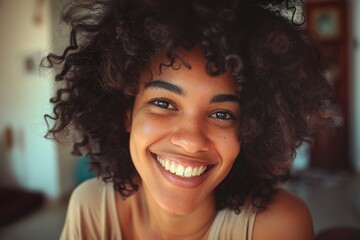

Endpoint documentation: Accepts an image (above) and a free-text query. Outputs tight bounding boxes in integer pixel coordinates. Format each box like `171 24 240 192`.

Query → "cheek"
130 115 171 169
216 132 241 163
132 114 170 141
141 121 157 135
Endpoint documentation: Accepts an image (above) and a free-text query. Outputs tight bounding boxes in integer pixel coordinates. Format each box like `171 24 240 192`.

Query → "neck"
134 182 217 240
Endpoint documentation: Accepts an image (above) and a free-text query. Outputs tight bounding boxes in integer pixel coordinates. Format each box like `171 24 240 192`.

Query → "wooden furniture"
305 0 351 171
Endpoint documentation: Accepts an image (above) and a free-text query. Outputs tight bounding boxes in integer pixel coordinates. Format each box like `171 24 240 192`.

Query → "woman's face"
126 48 241 215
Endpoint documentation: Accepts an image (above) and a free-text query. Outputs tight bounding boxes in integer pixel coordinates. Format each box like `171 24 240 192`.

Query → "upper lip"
150 151 217 167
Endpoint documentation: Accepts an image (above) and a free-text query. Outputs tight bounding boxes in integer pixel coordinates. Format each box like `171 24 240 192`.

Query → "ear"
124 108 132 133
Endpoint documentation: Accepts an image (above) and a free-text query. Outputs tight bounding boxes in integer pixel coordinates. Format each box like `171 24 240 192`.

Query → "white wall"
0 0 85 199
0 0 60 197
0 0 79 198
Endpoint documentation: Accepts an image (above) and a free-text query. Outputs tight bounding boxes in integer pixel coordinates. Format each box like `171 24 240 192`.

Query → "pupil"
159 101 167 107
218 112 226 119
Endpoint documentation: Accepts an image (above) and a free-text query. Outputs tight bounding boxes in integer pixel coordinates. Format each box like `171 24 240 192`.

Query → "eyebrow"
144 80 185 96
210 94 239 104
144 80 239 103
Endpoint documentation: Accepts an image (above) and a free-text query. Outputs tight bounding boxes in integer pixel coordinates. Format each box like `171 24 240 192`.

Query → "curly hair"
44 0 331 213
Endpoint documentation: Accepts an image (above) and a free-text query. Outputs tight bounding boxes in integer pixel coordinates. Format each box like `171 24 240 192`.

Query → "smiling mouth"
154 155 210 178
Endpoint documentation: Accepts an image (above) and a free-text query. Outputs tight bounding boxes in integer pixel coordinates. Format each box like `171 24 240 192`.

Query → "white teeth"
170 163 176 173
192 167 198 176
165 161 170 170
175 165 184 176
184 167 192 177
156 155 208 178
197 166 204 175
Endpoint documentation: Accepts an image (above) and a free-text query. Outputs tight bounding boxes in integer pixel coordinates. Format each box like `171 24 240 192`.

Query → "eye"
151 99 176 110
210 111 234 120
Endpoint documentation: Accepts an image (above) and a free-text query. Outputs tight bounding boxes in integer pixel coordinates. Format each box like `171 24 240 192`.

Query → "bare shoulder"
252 188 314 240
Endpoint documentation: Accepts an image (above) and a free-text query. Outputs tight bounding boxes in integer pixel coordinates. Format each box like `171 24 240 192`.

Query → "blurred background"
0 0 359 239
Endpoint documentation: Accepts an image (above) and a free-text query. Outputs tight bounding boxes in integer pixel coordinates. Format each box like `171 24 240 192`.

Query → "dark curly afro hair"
44 0 332 213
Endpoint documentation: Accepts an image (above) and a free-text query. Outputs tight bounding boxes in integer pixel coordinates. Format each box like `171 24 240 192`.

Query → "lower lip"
154 158 210 189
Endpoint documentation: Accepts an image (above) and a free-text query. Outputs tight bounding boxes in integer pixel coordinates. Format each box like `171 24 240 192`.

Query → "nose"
169 117 210 153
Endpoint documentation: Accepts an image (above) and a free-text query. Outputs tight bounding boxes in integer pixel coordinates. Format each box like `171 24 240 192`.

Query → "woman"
45 0 330 239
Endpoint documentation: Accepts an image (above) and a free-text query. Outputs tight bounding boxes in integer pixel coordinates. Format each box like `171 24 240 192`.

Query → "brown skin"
253 189 314 240
116 181 215 240
117 48 314 240
116 187 314 240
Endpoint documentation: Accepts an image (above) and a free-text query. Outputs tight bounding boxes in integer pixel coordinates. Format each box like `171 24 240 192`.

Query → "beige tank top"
60 179 257 240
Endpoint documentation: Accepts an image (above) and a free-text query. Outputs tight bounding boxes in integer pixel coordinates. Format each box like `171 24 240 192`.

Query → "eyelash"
150 99 176 110
150 98 235 120
210 111 234 120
